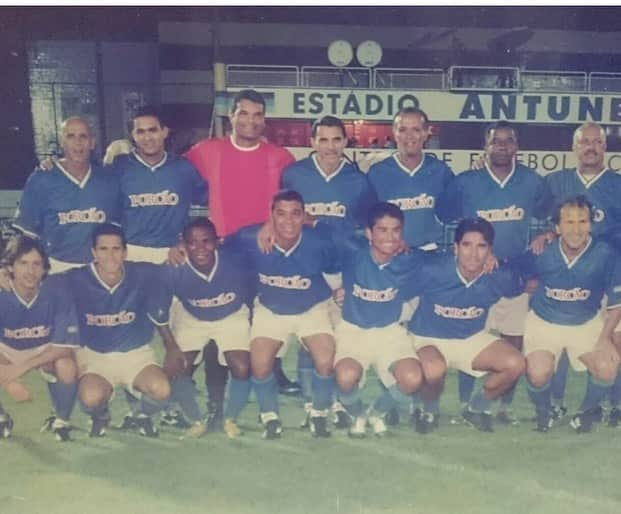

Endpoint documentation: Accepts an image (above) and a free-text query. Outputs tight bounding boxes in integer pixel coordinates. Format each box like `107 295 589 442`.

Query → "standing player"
334 203 425 438
13 117 120 273
515 196 621 433
150 218 252 438
229 190 339 439
436 121 552 424
0 237 79 441
409 218 526 433
67 224 172 437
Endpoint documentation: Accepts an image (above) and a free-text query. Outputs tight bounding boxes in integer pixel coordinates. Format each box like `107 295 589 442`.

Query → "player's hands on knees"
0 362 28 386
163 347 187 378
594 336 621 364
257 220 276 254
167 243 187 266
333 288 345 308
530 231 556 255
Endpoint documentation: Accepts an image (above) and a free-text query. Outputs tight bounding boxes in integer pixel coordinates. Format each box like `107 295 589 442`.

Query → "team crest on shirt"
259 273 311 290
434 304 485 319
85 310 136 326
129 190 179 207
189 292 236 308
545 287 591 301
389 193 435 211
476 205 524 222
4 325 51 339
305 202 347 218
58 207 106 224
594 208 605 223
352 284 397 302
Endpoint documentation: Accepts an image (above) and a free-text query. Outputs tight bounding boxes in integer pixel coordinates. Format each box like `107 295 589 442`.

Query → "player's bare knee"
396 369 423 394
422 359 446 385
504 353 526 378
79 384 108 408
54 357 78 383
335 363 360 392
144 377 171 401
229 360 250 380
589 359 618 384
313 357 334 377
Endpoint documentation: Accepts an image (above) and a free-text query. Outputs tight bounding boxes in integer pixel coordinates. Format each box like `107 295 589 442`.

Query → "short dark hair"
551 195 594 225
1 235 50 276
92 223 127 249
311 115 346 138
367 202 404 229
393 107 429 128
271 189 305 211
484 120 518 146
455 217 495 246
129 105 166 133
231 89 266 114
182 217 218 242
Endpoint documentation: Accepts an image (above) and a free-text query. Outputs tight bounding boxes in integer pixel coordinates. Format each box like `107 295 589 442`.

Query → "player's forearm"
157 324 182 353
601 306 621 340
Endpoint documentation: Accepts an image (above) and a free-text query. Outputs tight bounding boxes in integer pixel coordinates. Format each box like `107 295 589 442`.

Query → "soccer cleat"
278 376 301 396
309 411 331 438
384 407 400 426
136 414 159 438
40 415 56 432
534 409 553 433
462 409 494 433
550 404 568 421
224 419 242 439
415 411 439 435
300 402 312 430
0 413 14 439
589 405 605 424
205 402 224 433
185 421 207 439
367 413 388 437
410 407 423 427
496 409 519 426
117 413 138 430
608 407 621 427
348 416 367 439
89 414 110 438
160 410 191 429
51 418 72 442
261 412 283 440
332 402 351 429
570 411 594 434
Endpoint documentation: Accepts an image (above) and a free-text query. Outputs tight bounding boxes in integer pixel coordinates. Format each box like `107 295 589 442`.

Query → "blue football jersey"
510 238 621 326
407 252 524 339
0 275 79 351
13 163 121 264
113 152 207 248
367 153 454 248
281 155 376 240
64 262 163 353
437 163 552 260
152 249 249 323
228 224 339 315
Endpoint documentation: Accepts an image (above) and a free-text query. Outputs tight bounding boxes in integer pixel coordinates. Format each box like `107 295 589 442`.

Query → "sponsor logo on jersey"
4 325 51 339
352 284 398 302
128 190 179 207
545 286 591 301
188 292 237 308
389 193 435 211
305 201 347 218
476 205 525 222
85 310 136 327
434 304 485 319
58 207 106 225
259 273 311 290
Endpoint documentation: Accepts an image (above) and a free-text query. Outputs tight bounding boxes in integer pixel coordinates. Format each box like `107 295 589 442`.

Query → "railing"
521 70 588 92
300 66 372 88
589 72 621 93
226 65 299 87
374 68 445 90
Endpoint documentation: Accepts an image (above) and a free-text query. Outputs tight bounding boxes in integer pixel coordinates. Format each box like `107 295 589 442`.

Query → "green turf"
2 350 621 514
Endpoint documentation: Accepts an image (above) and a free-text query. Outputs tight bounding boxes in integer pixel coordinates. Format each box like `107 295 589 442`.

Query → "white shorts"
170 302 251 366
334 320 417 388
250 300 334 351
412 331 501 378
76 345 157 391
49 257 84 274
523 311 604 372
486 293 529 337
126 244 170 264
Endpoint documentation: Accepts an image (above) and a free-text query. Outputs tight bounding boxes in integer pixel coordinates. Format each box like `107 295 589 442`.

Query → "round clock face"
327 40 354 67
356 40 383 68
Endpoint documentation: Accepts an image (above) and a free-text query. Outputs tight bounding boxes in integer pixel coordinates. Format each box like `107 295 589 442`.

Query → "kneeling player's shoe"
224 419 242 439
160 410 191 429
348 416 367 439
534 409 553 433
384 407 400 426
0 413 14 439
496 409 519 426
136 414 159 438
367 411 388 437
261 412 283 440
278 379 301 396
205 404 224 433
462 409 494 433
51 418 72 442
415 411 439 434
117 413 138 430
570 411 594 434
332 402 352 429
608 407 621 427
309 410 331 438
550 404 568 421
589 405 605 424
185 421 207 439
89 414 110 438
410 407 423 428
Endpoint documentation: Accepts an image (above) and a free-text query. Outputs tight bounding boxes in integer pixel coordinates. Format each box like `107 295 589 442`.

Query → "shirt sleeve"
145 264 174 326
435 172 463 224
13 171 45 237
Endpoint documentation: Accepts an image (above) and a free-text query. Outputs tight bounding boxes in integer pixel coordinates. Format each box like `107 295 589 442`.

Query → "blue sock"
410 391 421 408
458 372 476 405
500 377 519 408
124 388 141 415
551 350 570 405
579 373 612 412
609 372 621 408
468 388 494 414
527 380 551 414
339 385 363 417
373 384 410 414
171 376 201 422
423 398 440 415
251 373 279 414
47 380 78 421
311 371 334 411
80 400 110 419
139 395 168 417
297 348 314 403
224 376 251 420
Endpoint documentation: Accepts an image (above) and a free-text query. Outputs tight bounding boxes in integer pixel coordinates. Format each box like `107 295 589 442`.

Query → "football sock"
123 388 141 415
47 380 78 421
204 340 228 412
372 384 410 415
139 395 167 417
458 372 476 404
170 376 201 423
251 372 279 414
273 356 293 387
551 350 570 406
311 370 334 411
339 385 363 417
297 347 314 402
81 401 110 419
609 372 621 408
579 373 612 413
527 380 551 413
224 375 251 420
423 398 440 415
500 378 519 408
468 389 494 414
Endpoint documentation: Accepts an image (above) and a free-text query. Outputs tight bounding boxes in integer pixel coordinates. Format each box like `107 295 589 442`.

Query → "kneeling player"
68 224 171 437
0 236 79 441
409 218 526 433
151 218 252 438
516 196 621 432
334 203 424 438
